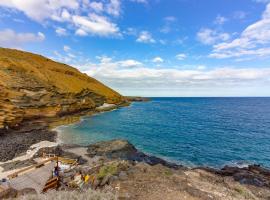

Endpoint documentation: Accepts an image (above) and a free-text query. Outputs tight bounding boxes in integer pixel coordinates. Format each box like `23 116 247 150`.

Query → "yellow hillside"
0 47 123 103
0 47 125 129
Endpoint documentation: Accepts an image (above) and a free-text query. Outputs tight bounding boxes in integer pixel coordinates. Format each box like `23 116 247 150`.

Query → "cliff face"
0 48 125 129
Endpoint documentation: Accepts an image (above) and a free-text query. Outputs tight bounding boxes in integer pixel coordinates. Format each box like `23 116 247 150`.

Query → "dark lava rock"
199 164 270 188
87 139 183 169
87 139 137 159
34 145 64 158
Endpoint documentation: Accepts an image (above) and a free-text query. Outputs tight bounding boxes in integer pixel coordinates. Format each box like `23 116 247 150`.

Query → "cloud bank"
76 57 270 96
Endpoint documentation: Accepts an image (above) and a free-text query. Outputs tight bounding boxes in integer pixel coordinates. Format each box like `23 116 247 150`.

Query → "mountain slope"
0 47 125 129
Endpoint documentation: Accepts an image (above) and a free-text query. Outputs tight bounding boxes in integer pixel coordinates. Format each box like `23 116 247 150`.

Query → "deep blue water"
58 98 270 168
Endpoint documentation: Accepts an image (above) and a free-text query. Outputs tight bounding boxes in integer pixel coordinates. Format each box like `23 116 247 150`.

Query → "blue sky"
0 0 270 97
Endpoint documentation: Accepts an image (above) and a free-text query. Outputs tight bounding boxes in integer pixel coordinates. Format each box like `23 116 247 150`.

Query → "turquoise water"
58 98 270 168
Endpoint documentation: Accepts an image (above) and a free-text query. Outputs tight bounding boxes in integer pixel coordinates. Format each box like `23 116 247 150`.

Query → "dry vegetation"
14 187 117 200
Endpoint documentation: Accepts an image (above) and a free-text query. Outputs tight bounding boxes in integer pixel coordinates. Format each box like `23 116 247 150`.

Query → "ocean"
57 97 270 168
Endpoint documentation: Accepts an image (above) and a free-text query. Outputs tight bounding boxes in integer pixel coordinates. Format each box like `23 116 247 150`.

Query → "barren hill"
0 47 125 129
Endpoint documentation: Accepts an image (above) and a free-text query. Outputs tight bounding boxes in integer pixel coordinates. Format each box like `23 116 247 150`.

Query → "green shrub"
97 163 118 179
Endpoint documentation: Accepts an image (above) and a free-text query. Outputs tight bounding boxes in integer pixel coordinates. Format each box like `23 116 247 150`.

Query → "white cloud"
52 50 72 63
0 0 79 22
160 16 177 34
97 56 113 63
75 29 88 36
197 65 206 70
152 57 164 63
136 31 155 43
211 3 270 59
63 45 70 52
214 15 228 25
124 27 137 36
56 27 67 36
67 53 76 58
197 28 230 45
0 29 45 48
106 0 121 17
0 0 121 37
164 16 177 22
94 56 143 68
89 1 104 13
61 9 71 21
37 32 45 40
130 0 148 4
118 59 143 67
72 14 120 36
176 54 187 60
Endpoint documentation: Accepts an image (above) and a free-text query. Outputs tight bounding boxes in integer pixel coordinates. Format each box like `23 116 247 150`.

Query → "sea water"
58 98 270 168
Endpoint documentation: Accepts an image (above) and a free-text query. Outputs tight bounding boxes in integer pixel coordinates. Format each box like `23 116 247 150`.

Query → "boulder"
87 139 137 160
100 175 112 186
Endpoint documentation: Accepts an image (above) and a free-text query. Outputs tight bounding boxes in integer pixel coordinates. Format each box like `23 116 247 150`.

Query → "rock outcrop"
0 47 125 130
126 96 150 102
2 139 270 199
200 164 270 188
87 139 182 169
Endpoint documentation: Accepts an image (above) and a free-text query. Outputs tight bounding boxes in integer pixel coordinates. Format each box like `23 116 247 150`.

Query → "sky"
0 0 270 97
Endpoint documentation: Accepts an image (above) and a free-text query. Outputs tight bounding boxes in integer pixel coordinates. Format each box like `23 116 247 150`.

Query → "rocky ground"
0 120 56 162
1 139 270 200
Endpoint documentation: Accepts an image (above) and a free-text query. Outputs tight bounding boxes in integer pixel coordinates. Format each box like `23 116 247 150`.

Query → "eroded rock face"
0 47 125 130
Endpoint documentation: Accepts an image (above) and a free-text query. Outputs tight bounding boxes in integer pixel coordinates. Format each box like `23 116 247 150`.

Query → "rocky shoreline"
0 99 131 162
1 139 270 199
